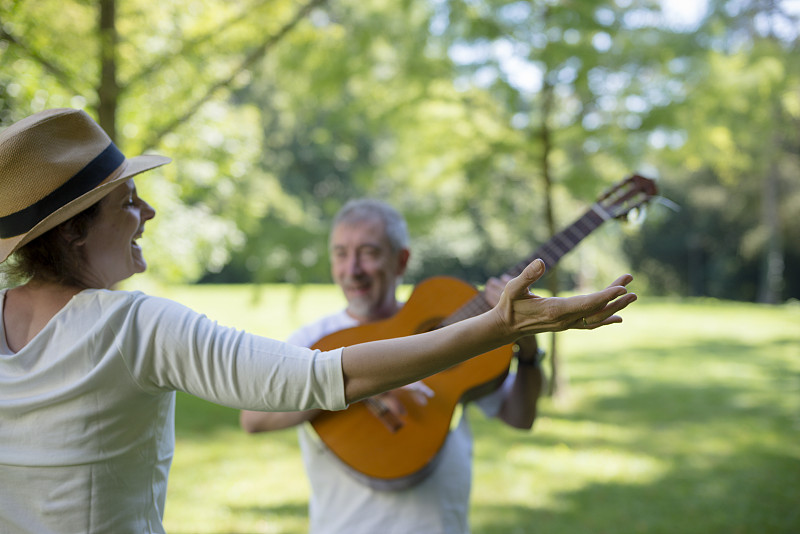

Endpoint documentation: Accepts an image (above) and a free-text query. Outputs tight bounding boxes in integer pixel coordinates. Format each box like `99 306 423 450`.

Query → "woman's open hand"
492 259 637 339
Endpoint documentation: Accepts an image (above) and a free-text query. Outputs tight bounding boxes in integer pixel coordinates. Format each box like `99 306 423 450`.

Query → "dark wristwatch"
514 345 546 366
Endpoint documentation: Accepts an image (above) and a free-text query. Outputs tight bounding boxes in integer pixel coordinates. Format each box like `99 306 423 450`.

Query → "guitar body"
310 276 514 488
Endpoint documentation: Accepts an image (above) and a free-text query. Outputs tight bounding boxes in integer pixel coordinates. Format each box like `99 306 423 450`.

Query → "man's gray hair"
331 198 409 252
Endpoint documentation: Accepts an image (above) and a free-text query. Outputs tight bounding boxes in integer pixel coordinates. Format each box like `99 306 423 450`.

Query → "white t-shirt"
0 288 346 534
289 309 511 534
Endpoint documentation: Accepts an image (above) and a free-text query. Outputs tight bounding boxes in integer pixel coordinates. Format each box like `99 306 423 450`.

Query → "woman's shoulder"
73 288 146 307
70 288 188 318
67 289 206 339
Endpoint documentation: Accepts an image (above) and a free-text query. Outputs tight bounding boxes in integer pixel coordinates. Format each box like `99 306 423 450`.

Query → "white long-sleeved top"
0 288 345 534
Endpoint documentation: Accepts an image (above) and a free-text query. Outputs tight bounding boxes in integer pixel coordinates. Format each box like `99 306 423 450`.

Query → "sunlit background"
2 0 798 303
1 1 798 532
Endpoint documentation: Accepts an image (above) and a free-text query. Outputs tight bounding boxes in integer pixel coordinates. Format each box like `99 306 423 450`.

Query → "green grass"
128 283 800 534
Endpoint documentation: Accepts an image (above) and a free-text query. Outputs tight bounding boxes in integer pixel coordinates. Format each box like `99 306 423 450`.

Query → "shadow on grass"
470 336 799 534
558 339 799 427
472 449 800 534
226 501 308 517
166 332 799 533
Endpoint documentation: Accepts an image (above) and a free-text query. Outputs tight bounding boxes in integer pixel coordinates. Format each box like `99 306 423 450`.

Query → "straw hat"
0 108 171 263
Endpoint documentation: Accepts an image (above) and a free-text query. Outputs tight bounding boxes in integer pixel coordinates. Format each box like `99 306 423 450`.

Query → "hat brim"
0 154 170 264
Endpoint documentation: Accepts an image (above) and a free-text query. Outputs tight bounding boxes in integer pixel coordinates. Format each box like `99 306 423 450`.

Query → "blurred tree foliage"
624 0 800 303
0 0 323 281
1 0 798 302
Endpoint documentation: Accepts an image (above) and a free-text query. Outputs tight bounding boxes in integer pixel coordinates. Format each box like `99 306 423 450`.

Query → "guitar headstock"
596 174 658 220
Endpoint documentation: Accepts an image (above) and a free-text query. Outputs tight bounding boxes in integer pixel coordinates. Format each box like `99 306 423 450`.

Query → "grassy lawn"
136 283 800 534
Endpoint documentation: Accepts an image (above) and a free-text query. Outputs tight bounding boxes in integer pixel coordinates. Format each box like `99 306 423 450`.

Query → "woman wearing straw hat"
0 108 636 532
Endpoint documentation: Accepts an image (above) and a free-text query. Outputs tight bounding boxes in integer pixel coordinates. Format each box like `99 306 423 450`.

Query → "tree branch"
141 0 329 152
122 0 276 90
0 22 86 97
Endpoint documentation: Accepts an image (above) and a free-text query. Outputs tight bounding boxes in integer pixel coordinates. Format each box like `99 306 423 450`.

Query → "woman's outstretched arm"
341 259 637 403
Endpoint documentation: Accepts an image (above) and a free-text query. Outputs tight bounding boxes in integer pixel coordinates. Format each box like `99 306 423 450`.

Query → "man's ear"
397 248 410 276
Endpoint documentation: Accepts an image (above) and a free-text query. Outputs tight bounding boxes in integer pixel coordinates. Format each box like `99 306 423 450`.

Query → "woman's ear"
57 219 86 247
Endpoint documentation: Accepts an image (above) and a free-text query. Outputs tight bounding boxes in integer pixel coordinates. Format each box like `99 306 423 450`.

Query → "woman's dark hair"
1 201 102 287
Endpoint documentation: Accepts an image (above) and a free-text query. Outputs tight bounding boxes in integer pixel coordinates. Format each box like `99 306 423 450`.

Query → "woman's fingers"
577 291 638 329
608 273 634 288
499 259 636 335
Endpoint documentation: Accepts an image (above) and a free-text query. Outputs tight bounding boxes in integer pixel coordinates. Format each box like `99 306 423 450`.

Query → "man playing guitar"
241 198 547 534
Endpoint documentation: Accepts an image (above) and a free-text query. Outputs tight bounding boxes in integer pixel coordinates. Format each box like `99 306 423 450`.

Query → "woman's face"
77 179 155 288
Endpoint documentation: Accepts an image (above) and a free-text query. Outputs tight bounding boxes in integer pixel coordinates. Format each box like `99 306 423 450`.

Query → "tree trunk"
97 0 118 143
757 161 783 303
538 80 568 399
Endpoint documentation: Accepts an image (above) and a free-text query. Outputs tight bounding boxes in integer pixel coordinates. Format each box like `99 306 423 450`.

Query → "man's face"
330 216 409 322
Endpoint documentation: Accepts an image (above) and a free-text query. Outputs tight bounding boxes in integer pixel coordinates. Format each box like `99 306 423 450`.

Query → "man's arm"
240 408 322 433
496 335 545 429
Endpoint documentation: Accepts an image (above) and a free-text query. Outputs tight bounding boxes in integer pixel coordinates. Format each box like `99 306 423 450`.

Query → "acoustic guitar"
310 174 658 490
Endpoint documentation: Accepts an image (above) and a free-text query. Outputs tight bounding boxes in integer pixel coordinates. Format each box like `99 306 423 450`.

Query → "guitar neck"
442 203 612 325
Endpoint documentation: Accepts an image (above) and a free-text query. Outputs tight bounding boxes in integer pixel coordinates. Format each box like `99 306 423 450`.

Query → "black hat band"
0 142 125 239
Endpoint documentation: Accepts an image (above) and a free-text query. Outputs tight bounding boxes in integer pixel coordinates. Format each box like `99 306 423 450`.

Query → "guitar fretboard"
439 203 612 327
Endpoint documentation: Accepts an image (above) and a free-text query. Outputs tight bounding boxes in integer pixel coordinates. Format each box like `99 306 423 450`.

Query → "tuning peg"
653 196 681 212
